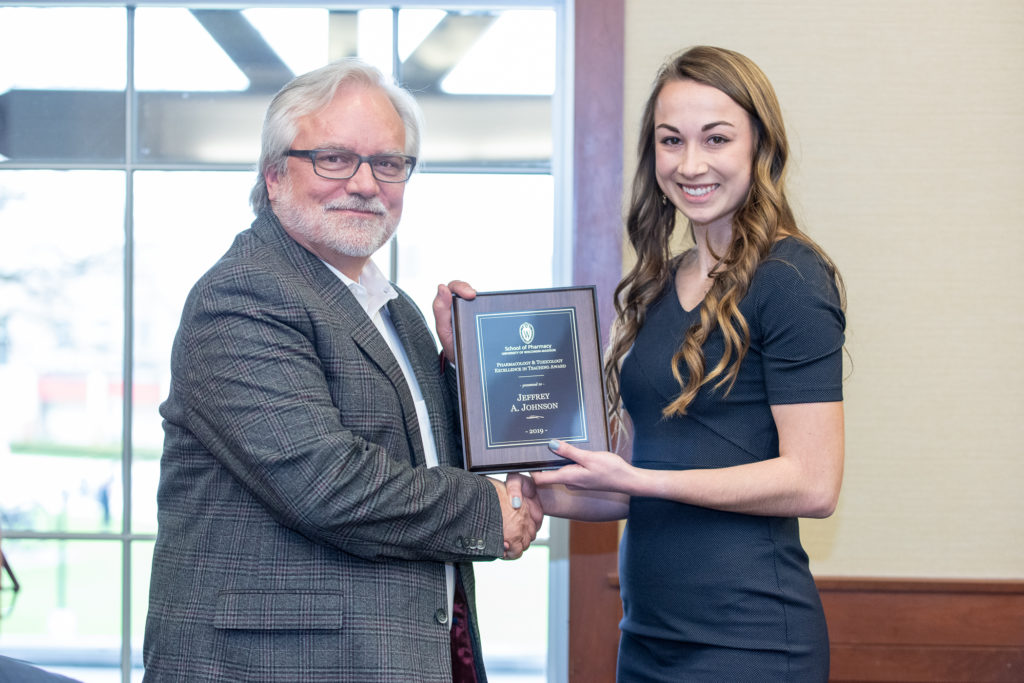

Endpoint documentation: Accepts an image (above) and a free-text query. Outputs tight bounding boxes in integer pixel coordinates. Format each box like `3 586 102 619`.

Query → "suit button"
475 538 484 550
435 608 449 625
455 536 464 549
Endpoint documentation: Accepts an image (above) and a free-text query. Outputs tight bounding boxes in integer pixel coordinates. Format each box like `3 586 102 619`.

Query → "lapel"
251 212 428 467
387 290 456 467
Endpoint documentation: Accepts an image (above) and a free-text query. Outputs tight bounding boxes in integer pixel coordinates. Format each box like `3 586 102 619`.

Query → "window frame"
0 2 579 681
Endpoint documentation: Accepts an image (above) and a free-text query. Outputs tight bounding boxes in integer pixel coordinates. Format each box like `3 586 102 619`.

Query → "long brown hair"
605 46 844 432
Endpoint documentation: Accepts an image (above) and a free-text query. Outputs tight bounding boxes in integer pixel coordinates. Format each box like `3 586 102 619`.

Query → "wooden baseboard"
584 574 1023 682
817 577 1024 682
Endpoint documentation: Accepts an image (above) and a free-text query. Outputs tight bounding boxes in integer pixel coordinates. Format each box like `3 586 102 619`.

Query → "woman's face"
653 79 756 236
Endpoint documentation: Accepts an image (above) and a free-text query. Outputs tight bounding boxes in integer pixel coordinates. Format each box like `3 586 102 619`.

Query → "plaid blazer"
142 211 503 682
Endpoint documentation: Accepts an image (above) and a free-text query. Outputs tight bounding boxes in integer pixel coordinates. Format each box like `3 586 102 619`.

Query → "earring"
661 193 668 206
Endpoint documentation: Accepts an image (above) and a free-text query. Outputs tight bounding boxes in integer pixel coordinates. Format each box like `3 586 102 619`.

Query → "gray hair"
249 59 424 215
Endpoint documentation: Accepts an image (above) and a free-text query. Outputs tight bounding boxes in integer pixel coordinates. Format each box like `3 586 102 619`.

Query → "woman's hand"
532 439 637 495
534 402 844 520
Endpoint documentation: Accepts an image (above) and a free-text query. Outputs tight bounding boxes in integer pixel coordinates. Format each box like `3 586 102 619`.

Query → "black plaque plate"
452 287 610 473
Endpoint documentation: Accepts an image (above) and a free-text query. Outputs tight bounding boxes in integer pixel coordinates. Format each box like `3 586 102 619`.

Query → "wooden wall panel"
569 0 625 679
819 578 1024 683
568 522 621 683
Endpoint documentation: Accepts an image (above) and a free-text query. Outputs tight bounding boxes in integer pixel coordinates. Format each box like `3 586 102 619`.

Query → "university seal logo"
519 322 535 345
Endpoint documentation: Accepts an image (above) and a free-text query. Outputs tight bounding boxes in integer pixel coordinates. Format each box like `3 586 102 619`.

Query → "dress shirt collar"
321 258 398 319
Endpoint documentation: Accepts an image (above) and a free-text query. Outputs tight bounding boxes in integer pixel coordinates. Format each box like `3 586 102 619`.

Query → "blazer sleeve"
160 256 505 563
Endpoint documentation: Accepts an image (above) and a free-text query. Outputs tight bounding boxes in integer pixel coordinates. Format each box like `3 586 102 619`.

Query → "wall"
622 0 1024 578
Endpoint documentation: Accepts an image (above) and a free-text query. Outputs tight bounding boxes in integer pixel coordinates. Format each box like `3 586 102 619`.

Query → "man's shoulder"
181 236 315 322
200 218 311 284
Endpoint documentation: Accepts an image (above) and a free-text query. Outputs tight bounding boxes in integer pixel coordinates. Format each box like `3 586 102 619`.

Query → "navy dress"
616 238 845 682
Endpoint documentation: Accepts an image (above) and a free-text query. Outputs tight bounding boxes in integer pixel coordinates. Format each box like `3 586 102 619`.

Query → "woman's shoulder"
766 235 826 263
756 236 835 287
746 237 842 321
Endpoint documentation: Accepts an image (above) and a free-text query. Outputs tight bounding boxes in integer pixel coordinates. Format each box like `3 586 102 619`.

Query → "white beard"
273 182 398 259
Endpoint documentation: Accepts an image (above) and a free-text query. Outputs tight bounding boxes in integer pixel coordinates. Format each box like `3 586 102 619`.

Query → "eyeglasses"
286 149 417 183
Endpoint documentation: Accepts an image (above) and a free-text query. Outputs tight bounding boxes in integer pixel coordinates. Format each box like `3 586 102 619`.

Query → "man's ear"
265 166 283 201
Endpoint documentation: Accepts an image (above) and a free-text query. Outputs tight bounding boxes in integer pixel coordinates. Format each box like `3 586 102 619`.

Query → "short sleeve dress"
616 238 845 681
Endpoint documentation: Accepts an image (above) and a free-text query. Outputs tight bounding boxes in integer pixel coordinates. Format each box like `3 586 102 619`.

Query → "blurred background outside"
0 3 569 681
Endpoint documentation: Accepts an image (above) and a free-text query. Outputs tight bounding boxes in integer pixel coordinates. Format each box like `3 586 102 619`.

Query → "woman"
532 46 846 681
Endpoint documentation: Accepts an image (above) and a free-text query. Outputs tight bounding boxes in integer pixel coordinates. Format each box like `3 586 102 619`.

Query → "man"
142 60 541 682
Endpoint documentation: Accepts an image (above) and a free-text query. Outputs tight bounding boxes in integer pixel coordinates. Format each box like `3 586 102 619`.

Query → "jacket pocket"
213 589 343 631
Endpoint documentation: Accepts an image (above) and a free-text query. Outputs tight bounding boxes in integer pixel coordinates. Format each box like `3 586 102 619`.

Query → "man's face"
267 83 407 277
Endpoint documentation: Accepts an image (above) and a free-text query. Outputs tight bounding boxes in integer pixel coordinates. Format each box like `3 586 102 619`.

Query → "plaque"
451 287 610 473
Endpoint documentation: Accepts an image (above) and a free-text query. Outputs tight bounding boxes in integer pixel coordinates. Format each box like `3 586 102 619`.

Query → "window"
0 3 569 681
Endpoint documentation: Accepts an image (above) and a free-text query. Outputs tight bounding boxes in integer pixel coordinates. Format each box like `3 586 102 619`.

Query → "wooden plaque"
452 287 610 473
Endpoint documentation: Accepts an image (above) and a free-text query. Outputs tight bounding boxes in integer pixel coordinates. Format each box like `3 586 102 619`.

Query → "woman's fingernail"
511 496 522 509
547 439 560 452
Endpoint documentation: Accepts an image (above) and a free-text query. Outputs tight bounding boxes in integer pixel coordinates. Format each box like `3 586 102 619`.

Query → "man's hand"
488 474 542 560
432 280 476 364
505 471 543 529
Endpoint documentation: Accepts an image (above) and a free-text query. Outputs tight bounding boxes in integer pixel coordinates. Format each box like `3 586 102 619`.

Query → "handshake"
489 472 544 561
